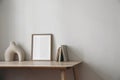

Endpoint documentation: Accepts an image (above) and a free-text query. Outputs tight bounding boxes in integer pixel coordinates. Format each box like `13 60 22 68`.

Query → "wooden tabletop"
0 61 82 69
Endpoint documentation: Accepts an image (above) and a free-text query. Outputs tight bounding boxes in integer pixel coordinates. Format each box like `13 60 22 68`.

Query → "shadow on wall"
0 0 2 3
79 62 104 80
0 0 12 61
67 46 103 80
67 46 84 61
51 34 57 60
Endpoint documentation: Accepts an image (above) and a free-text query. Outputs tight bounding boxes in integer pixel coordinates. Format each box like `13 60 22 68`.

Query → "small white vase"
4 41 25 62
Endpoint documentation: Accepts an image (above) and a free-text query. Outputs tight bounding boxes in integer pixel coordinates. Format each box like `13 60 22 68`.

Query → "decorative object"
4 41 25 62
56 45 69 62
31 34 52 60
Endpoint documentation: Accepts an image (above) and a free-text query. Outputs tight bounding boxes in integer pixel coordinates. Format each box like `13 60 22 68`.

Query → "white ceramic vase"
4 41 25 62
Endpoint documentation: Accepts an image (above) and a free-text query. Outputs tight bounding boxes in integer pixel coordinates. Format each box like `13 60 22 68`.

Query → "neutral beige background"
0 0 120 80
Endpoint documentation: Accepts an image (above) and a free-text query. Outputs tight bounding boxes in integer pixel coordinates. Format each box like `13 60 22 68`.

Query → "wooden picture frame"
31 34 52 61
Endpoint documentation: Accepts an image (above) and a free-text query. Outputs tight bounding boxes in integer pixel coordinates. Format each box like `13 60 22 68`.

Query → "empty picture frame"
31 34 52 60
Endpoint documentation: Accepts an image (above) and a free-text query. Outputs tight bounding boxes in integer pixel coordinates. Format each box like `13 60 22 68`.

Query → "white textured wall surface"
0 0 120 80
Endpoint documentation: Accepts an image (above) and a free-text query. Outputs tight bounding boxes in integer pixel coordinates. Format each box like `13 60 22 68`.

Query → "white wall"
0 0 120 80
0 0 10 60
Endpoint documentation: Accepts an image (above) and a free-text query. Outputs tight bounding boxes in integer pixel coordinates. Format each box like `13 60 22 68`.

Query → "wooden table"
0 61 82 80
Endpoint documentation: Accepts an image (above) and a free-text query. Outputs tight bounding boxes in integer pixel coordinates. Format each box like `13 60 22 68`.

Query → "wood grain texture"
0 61 82 80
0 61 82 69
73 65 80 80
61 69 67 80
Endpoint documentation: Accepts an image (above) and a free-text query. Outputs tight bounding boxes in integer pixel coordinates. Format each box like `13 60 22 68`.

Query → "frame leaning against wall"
31 34 52 61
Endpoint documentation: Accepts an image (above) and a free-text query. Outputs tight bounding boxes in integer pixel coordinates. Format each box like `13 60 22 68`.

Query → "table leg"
61 69 67 80
73 65 80 80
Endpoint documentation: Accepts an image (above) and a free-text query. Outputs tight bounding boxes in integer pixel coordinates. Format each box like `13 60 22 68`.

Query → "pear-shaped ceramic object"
5 41 25 62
